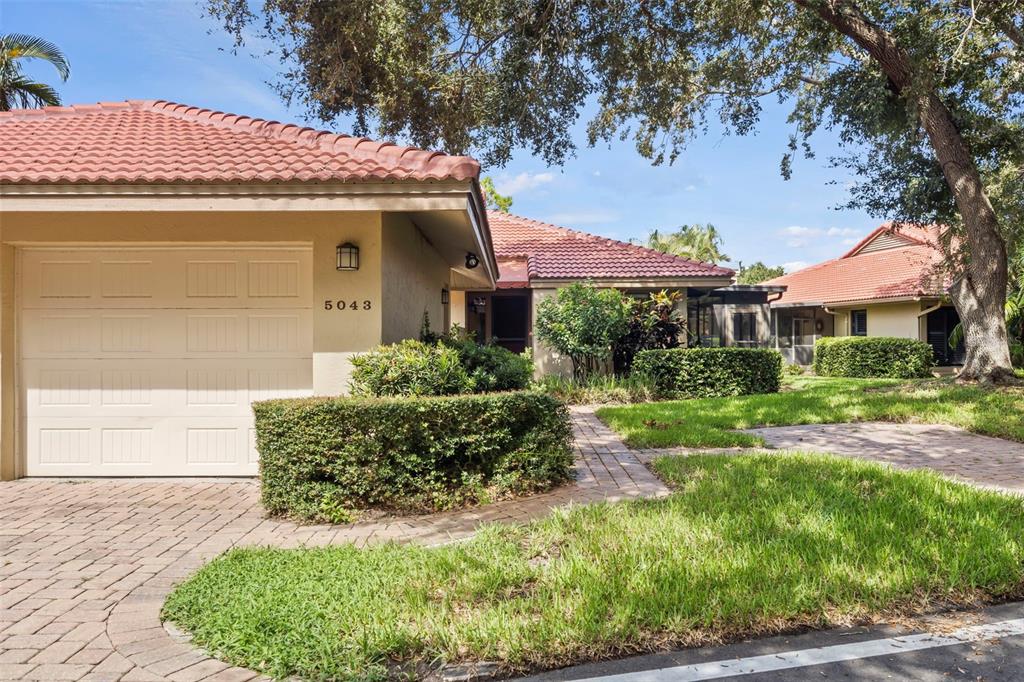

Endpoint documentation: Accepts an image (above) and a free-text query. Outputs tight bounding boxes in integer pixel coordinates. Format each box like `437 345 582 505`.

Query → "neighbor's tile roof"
487 211 733 285
767 223 948 306
0 100 479 184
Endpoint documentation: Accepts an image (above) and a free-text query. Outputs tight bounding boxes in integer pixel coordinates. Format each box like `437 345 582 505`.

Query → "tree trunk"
794 0 1016 383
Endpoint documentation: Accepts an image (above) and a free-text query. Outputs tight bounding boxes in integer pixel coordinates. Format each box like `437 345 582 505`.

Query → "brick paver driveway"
0 409 665 681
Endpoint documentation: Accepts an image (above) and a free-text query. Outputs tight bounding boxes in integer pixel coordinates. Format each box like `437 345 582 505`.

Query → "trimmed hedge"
813 336 933 378
253 391 574 522
632 347 783 399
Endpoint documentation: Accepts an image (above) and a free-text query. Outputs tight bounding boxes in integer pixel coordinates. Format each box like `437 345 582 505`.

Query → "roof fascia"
0 181 478 212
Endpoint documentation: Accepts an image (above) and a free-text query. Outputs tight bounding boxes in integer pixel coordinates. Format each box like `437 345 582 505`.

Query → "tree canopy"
644 224 730 264
737 262 787 284
206 0 1024 381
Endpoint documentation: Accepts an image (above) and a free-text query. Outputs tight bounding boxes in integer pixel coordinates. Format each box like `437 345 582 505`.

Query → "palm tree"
644 224 730 264
0 34 70 111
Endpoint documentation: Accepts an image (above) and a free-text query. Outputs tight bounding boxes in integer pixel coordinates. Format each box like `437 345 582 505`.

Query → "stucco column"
1 245 15 480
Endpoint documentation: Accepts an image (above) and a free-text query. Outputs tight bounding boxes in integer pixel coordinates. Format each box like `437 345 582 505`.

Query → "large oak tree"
207 0 1023 382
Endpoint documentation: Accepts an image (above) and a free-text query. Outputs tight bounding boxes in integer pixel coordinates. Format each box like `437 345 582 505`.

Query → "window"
733 312 757 346
851 309 868 336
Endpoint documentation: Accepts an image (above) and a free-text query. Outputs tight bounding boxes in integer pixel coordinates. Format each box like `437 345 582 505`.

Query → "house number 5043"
324 300 372 311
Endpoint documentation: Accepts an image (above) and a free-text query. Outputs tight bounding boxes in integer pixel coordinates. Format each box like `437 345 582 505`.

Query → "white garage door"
19 246 313 476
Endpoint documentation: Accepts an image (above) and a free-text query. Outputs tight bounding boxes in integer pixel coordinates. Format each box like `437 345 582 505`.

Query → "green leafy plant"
814 337 933 379
253 391 574 521
535 282 631 381
633 348 783 399
350 339 473 397
613 290 686 376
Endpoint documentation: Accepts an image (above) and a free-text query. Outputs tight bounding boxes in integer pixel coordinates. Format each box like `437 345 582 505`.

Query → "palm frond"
0 74 61 110
1 33 70 80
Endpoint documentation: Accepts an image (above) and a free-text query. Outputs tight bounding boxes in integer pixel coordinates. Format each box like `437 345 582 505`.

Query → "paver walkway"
746 422 1024 493
635 422 1024 494
0 408 666 682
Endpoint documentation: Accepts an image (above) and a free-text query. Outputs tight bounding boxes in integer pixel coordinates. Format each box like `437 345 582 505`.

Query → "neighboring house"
0 100 497 479
452 212 784 376
765 223 962 366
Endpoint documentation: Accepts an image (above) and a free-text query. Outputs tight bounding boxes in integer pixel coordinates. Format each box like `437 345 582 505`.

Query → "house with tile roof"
0 99 785 480
764 223 963 366
451 212 782 375
0 100 500 479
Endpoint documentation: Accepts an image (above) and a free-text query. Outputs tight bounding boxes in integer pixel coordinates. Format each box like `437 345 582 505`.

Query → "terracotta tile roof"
487 211 733 284
767 223 948 306
0 100 479 184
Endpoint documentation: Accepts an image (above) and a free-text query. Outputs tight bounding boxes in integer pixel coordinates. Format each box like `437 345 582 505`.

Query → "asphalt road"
517 602 1024 682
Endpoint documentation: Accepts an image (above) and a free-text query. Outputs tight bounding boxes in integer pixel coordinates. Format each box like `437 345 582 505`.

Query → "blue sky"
5 0 882 271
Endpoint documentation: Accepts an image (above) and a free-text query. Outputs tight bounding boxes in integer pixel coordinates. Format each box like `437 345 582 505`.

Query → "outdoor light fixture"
336 242 359 271
465 252 480 269
441 288 450 305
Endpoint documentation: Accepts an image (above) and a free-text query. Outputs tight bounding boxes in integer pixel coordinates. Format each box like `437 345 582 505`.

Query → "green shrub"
350 339 472 396
784 363 805 375
351 337 533 397
633 347 783 399
254 391 574 521
813 336 933 378
443 336 534 391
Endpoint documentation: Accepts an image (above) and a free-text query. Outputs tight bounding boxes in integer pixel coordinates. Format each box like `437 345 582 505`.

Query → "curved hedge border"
633 347 783 399
814 336 933 378
253 391 574 522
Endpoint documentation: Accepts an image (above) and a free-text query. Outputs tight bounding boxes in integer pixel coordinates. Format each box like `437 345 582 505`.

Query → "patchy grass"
163 454 1024 681
596 375 1024 449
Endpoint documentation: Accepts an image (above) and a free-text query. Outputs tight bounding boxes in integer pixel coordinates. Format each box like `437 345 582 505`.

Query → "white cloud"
593 170 601 177
841 238 858 246
494 172 555 196
684 184 697 192
783 261 810 273
780 225 819 236
778 225 862 248
545 210 619 226
826 227 860 237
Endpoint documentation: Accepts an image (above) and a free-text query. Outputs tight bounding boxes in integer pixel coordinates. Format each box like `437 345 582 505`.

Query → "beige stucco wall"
380 213 450 343
832 301 923 339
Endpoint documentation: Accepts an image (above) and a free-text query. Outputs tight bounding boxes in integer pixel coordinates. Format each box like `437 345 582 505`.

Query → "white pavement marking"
576 618 1024 682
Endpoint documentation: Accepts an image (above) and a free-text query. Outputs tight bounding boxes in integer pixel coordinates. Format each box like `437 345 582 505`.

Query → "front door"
792 318 815 365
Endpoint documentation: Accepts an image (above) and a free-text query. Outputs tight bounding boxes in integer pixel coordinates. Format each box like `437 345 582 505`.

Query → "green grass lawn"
596 375 1024 449
163 454 1024 681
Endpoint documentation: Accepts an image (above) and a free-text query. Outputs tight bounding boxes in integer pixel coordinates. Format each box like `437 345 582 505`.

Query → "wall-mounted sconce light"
336 242 359 271
441 288 450 305
465 252 480 269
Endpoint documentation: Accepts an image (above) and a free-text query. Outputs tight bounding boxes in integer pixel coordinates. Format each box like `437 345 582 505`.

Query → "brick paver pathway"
0 408 667 681
635 422 1024 494
746 422 1024 493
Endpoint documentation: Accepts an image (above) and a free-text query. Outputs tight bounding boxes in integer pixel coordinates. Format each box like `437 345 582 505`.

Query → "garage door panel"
21 309 313 359
23 359 312 417
21 245 312 477
26 417 260 475
21 248 313 309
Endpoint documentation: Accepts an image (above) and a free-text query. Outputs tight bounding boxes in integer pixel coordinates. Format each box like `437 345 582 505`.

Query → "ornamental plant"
534 282 631 381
